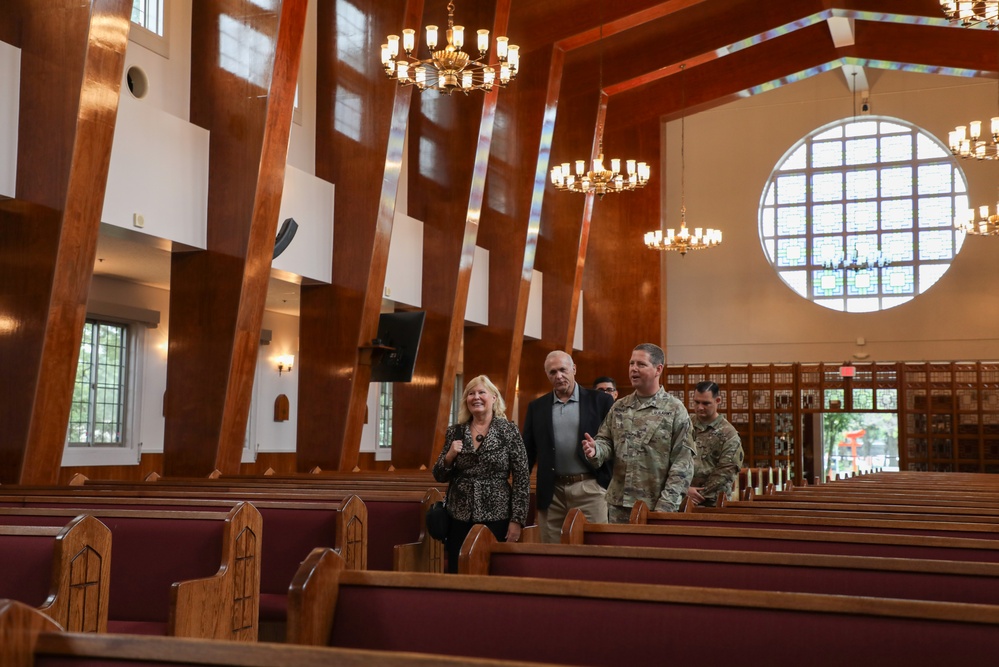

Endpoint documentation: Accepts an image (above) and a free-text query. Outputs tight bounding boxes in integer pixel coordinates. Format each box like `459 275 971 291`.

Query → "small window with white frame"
63 316 145 467
377 383 393 450
130 0 169 58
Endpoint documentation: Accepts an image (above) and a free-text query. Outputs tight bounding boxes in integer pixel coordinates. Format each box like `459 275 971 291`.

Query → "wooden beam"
163 0 307 476
0 0 131 485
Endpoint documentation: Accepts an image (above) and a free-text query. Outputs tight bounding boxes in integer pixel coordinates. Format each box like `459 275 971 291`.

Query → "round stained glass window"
758 115 968 312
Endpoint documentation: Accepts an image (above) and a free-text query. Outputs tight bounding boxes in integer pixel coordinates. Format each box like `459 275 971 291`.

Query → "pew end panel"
629 501 650 523
336 495 367 570
287 547 347 646
458 524 498 575
561 509 587 545
169 502 262 642
0 599 64 667
43 514 111 633
0 515 111 635
393 489 444 573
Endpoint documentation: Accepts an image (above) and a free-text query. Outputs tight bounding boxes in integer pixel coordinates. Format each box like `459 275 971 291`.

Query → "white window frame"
61 317 145 467
129 0 170 58
759 115 968 313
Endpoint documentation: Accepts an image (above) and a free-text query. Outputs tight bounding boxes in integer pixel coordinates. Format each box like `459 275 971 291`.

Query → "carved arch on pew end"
42 514 111 633
287 547 346 646
393 488 445 573
561 509 587 545
629 501 649 524
336 495 368 570
67 474 88 486
0 599 64 667
170 502 262 642
458 524 497 575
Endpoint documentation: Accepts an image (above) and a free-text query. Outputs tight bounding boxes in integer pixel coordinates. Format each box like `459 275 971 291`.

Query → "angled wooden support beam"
163 0 307 477
296 0 423 472
0 0 132 485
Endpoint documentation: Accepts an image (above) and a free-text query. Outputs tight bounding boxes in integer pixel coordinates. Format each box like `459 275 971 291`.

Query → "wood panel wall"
0 0 132 484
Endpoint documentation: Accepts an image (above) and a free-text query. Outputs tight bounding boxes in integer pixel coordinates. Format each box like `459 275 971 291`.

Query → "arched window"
758 116 968 312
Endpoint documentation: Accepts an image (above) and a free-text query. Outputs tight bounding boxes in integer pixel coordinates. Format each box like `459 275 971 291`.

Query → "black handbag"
425 500 450 542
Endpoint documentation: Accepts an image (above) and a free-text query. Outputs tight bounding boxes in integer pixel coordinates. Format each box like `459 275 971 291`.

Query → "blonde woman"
432 375 530 573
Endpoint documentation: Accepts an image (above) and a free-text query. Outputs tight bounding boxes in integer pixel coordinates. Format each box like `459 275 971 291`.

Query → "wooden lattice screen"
665 361 999 483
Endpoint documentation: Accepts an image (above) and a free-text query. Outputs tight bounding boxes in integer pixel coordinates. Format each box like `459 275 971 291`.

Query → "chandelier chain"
548 24 650 197
643 62 722 255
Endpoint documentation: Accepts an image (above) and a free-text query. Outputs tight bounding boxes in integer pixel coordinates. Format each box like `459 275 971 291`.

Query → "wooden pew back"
0 515 110 632
459 524 999 605
286 549 999 666
0 504 260 640
0 599 556 667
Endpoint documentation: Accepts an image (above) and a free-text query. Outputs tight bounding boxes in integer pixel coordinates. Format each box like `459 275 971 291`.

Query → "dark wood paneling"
164 0 307 476
575 119 662 390
392 0 508 468
0 0 131 485
297 0 419 472
463 43 563 409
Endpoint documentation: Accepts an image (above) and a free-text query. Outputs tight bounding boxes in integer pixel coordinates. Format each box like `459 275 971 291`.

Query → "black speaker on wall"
273 217 299 259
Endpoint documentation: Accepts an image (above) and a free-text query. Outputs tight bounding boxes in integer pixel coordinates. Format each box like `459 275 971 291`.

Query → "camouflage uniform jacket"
587 386 695 512
432 418 530 525
691 415 744 506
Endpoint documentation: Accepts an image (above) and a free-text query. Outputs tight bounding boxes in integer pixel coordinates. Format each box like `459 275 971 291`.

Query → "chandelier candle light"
549 147 651 197
644 64 722 255
381 1 519 95
549 24 650 198
940 2 999 28
958 203 999 235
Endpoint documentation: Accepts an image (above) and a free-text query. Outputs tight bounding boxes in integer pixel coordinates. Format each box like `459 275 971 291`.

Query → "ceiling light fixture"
380 1 519 95
549 24 650 198
957 202 999 235
644 64 722 255
940 2 999 28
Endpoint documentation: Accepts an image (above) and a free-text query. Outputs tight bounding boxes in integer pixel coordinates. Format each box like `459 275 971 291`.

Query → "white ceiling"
93 231 302 317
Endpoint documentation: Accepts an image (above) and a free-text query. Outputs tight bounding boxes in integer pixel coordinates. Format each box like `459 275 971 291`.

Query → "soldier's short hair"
695 381 720 397
634 343 665 367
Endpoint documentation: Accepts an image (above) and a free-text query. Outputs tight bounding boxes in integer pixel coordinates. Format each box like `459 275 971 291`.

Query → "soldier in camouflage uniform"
688 381 744 508
583 343 695 522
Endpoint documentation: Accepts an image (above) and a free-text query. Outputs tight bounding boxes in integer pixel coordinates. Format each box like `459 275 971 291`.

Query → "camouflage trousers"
607 504 633 524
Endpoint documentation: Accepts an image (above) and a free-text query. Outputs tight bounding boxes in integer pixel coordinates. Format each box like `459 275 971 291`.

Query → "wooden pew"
0 504 260 640
286 548 999 666
458 524 999 604
631 501 999 540
0 599 554 667
0 483 435 572
706 499 999 522
0 515 110 632
0 493 366 640
560 509 999 562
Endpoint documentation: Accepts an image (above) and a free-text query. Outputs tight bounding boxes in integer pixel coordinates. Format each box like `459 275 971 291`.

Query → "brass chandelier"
940 2 999 28
644 64 722 255
949 118 999 160
957 203 999 235
380 1 520 95
549 142 651 197
549 24 650 198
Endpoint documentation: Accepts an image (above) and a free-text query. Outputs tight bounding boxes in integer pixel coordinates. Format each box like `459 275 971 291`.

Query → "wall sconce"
277 354 294 376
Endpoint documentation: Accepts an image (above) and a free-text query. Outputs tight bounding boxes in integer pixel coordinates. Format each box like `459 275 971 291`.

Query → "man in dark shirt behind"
523 350 614 543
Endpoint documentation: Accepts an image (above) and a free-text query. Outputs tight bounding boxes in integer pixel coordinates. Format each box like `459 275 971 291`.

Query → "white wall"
664 68 999 365
102 93 210 248
0 40 18 199
252 309 299 454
